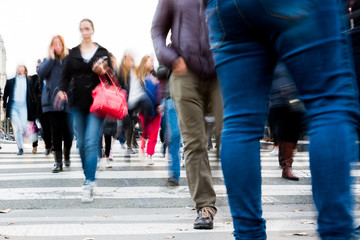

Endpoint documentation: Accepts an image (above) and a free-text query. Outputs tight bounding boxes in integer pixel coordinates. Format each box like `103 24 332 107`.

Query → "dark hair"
80 18 94 31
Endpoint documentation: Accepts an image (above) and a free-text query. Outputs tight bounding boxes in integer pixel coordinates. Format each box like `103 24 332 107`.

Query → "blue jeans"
72 109 103 182
11 102 27 150
206 0 359 239
164 98 181 180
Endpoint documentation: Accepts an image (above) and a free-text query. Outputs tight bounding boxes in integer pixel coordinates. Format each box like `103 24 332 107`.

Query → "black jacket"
57 44 111 111
3 77 36 121
151 0 216 80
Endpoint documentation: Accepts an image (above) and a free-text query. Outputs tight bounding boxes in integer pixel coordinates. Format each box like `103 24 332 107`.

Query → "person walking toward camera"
54 19 112 203
152 0 223 229
38 35 74 173
3 65 36 155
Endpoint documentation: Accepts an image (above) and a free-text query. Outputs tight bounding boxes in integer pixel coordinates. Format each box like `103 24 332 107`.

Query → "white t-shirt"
81 45 99 63
128 70 145 109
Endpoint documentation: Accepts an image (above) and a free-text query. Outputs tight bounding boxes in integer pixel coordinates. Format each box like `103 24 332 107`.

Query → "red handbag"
90 71 128 120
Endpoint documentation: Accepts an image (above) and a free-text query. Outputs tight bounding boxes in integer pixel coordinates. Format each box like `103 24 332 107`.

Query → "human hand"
92 57 108 76
49 46 55 60
157 105 164 116
172 57 187 75
54 91 68 110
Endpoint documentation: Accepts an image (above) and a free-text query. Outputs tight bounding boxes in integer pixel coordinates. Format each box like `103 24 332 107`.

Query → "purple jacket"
151 0 216 80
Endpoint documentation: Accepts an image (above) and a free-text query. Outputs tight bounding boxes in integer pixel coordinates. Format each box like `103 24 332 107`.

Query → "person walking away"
206 0 359 239
3 65 36 155
152 0 223 229
38 35 74 173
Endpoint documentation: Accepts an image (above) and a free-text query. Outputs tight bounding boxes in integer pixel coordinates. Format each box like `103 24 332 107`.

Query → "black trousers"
40 112 52 149
49 111 74 152
268 106 305 144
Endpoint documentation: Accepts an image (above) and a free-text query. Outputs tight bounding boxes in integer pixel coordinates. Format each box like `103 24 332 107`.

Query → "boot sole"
282 176 299 181
193 225 213 230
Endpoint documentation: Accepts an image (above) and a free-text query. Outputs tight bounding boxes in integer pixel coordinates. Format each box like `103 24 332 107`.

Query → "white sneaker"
139 150 145 162
146 155 154 165
99 158 105 171
270 148 279 156
81 181 96 203
108 152 113 161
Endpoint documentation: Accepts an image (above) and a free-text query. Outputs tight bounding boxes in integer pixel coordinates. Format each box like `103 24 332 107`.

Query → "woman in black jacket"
54 19 111 203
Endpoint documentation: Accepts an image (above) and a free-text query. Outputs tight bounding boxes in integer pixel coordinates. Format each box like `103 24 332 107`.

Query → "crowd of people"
1 0 360 239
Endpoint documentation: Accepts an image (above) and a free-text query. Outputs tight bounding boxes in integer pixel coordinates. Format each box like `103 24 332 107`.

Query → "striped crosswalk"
0 140 359 239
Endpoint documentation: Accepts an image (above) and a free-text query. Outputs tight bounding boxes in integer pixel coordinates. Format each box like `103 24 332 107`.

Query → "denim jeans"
11 102 27 150
164 98 181 180
72 109 103 182
206 0 359 239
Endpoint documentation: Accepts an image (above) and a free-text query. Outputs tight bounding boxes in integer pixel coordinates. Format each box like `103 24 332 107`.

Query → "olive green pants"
170 70 223 210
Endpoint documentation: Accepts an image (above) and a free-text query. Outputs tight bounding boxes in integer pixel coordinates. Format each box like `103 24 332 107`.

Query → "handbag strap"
98 71 117 87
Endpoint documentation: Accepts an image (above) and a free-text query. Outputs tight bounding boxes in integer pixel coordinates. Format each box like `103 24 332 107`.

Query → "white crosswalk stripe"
0 140 358 239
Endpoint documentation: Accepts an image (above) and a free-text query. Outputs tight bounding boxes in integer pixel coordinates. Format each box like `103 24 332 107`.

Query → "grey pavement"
0 139 359 240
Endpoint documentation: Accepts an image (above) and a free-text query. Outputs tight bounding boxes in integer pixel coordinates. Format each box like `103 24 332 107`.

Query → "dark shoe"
17 149 24 155
354 225 360 236
167 177 180 187
52 151 63 173
45 148 51 155
194 207 215 229
64 159 71 167
64 147 71 167
125 148 132 158
52 163 63 173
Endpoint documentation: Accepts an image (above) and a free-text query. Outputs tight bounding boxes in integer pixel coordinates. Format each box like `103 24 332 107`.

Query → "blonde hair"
118 54 135 87
50 35 68 60
135 55 152 84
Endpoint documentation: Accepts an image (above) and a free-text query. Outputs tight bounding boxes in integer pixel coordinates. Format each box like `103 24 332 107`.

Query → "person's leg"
10 104 23 151
206 2 275 238
170 71 217 212
138 113 147 156
146 114 161 156
40 112 52 152
209 79 223 158
72 109 86 168
272 2 358 237
83 113 104 182
49 112 63 173
63 112 74 166
104 135 112 158
166 98 181 182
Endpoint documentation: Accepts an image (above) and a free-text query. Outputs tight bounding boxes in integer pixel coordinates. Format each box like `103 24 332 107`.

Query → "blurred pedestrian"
54 19 112 203
268 62 307 181
117 52 138 159
206 0 359 239
38 35 74 173
158 65 181 186
3 65 36 155
152 0 223 229
29 59 43 154
135 56 162 165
